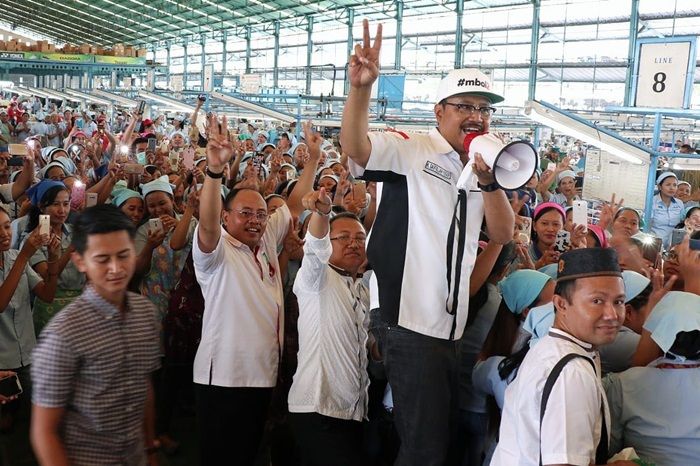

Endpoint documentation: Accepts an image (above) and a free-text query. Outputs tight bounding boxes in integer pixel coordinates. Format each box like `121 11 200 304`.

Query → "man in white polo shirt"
340 20 515 465
193 115 319 466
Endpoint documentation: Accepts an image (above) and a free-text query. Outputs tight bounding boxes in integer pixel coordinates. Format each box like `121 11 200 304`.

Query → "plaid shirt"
32 285 161 466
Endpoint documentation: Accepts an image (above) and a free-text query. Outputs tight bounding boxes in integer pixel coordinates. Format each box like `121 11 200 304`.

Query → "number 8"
652 72 666 93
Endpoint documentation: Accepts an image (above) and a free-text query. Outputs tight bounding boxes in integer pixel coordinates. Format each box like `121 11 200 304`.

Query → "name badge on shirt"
423 161 453 184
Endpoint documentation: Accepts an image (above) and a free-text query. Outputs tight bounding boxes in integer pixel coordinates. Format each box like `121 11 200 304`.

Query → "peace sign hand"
348 19 383 89
205 114 234 172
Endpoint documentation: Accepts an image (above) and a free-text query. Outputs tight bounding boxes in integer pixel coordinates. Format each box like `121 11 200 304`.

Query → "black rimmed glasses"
442 102 496 118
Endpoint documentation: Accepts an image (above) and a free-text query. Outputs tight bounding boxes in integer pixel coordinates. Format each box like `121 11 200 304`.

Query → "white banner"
203 64 214 92
241 74 262 94
170 75 183 92
635 40 694 108
583 148 648 211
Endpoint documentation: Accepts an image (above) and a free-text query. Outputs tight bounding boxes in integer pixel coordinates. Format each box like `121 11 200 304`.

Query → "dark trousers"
379 326 459 466
195 384 272 466
289 412 364 466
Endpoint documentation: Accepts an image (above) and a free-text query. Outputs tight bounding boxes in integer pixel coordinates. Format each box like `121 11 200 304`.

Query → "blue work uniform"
649 194 683 247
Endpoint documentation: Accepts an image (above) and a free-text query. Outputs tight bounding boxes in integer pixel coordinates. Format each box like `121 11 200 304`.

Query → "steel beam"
273 20 281 89
201 35 207 91
624 0 640 106
344 8 355 96
527 0 541 101
222 31 228 79
455 0 464 68
306 16 314 94
245 26 252 74
183 41 188 90
395 0 403 70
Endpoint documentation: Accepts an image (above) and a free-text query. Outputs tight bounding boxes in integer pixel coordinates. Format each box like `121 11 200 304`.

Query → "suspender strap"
538 353 608 466
445 189 467 339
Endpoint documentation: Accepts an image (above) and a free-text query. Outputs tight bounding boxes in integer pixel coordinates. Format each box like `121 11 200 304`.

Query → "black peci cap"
557 248 622 282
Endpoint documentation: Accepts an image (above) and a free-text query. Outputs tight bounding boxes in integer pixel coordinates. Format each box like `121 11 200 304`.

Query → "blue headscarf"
498 270 552 315
26 180 67 206
523 302 555 348
644 291 700 356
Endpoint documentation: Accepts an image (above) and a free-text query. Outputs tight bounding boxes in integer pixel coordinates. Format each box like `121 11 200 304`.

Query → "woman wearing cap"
677 205 700 233
649 171 684 246
19 180 85 333
545 170 580 208
610 207 641 239
472 270 555 465
111 184 145 226
528 202 566 268
134 176 195 309
604 292 700 466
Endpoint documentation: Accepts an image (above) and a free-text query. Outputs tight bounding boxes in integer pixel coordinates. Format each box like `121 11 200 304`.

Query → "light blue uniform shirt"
0 249 43 368
649 194 683 247
604 359 700 466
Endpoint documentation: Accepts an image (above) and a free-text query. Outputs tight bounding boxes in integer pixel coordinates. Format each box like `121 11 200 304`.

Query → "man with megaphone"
340 19 522 466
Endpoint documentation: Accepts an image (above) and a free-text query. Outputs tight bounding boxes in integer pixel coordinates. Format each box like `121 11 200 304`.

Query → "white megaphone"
463 132 538 190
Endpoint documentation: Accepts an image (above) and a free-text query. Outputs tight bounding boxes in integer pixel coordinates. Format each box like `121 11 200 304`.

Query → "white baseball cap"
435 68 504 104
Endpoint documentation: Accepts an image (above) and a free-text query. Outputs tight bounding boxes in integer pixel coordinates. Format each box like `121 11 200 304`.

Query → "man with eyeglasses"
340 20 515 466
286 187 370 465
193 115 319 466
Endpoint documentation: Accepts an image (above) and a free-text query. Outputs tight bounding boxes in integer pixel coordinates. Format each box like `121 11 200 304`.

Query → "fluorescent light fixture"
62 88 114 106
30 87 81 102
524 100 650 165
211 91 296 123
91 89 139 107
138 90 195 113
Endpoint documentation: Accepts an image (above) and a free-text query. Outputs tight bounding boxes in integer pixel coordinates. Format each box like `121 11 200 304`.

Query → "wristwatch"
205 167 224 179
478 181 501 192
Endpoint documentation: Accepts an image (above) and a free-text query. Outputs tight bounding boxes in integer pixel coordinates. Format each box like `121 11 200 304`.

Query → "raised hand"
205 114 234 172
597 193 624 230
283 218 305 261
302 187 333 215
348 19 383 89
302 121 323 162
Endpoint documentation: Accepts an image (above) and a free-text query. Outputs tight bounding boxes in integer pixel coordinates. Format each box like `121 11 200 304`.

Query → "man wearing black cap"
492 248 637 466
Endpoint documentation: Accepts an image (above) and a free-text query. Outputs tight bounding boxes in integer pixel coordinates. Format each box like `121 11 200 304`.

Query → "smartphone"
689 239 700 251
76 119 84 129
641 236 663 264
182 147 195 170
671 228 687 247
9 144 27 156
8 157 24 167
148 218 163 235
0 374 22 398
70 181 86 211
169 152 179 169
554 230 571 253
353 180 367 200
516 217 532 245
39 214 50 236
147 138 157 152
546 161 556 172
573 200 588 231
137 100 146 115
123 163 145 175
575 176 584 189
252 153 264 169
198 94 207 102
86 192 98 208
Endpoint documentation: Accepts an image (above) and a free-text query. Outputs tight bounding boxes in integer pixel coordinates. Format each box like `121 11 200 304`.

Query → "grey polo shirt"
0 249 42 368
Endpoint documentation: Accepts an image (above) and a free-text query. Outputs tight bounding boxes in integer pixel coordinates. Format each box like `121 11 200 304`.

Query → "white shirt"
192 204 291 388
288 232 370 421
349 128 484 340
491 328 610 466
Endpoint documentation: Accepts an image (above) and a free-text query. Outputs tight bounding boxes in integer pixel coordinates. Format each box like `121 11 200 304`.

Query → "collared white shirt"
192 204 291 388
491 328 610 466
349 128 484 340
288 232 370 421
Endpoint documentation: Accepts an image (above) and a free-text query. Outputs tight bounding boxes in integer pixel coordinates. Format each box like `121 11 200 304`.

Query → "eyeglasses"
232 209 268 222
330 235 366 246
442 102 496 118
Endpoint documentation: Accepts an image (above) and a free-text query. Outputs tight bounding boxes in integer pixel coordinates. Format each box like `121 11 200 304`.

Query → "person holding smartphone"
30 205 160 466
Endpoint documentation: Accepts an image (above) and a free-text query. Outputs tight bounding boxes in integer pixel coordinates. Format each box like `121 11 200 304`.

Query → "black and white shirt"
351 128 485 340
